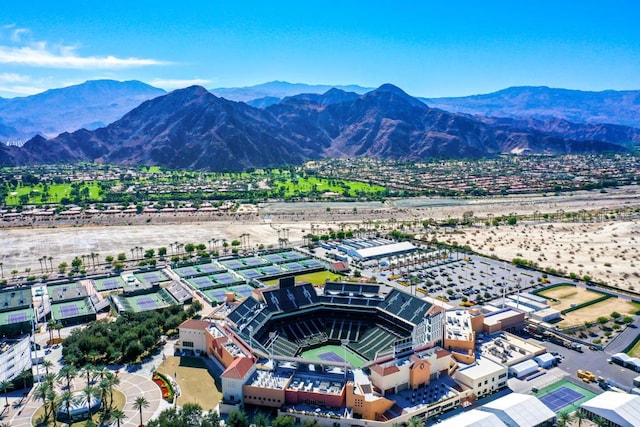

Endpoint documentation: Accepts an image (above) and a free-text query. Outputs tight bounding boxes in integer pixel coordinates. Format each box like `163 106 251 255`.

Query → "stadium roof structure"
352 241 416 260
438 409 507 427
480 393 555 427
581 391 640 427
378 289 433 326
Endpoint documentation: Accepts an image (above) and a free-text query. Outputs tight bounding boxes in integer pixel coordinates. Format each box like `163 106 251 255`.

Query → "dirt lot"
538 286 606 311
559 298 638 328
157 356 221 410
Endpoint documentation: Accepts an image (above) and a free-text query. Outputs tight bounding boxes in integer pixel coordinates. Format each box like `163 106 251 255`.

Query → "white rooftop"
457 356 505 380
581 391 640 427
438 409 506 427
353 241 416 259
481 393 555 427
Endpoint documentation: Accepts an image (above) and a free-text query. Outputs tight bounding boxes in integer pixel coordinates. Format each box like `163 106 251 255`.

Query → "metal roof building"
438 409 507 427
352 241 416 260
480 393 555 427
580 391 640 427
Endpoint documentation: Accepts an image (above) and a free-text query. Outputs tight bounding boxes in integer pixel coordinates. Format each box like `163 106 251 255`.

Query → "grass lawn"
300 344 367 368
629 339 640 357
273 176 385 198
538 285 605 311
263 270 343 286
32 389 125 426
5 182 102 205
157 356 221 411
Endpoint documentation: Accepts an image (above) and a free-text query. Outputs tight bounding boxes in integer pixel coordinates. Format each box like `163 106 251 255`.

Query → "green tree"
556 411 573 427
252 412 271 427
111 409 126 427
227 409 249 427
0 380 11 407
407 416 425 427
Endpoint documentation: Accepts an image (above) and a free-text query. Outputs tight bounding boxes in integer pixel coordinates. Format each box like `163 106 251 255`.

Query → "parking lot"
309 240 566 309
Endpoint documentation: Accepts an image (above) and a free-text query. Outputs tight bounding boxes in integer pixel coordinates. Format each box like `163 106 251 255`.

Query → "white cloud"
0 73 46 95
0 72 31 83
10 27 29 42
0 26 169 69
149 78 211 89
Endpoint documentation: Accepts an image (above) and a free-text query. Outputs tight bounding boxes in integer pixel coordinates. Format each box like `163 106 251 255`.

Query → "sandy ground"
560 299 638 328
539 287 604 311
1 186 639 294
436 220 640 292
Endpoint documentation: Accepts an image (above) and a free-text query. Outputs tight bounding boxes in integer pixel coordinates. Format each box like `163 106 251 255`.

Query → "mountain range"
421 86 640 128
0 80 165 141
1 83 636 171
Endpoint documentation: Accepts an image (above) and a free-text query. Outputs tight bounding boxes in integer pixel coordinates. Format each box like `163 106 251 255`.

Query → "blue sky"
1 1 639 98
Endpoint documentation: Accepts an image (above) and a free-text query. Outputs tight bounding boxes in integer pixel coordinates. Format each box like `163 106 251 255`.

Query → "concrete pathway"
4 334 176 426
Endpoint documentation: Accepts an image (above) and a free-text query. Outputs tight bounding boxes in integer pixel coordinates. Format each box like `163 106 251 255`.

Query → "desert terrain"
1 186 639 294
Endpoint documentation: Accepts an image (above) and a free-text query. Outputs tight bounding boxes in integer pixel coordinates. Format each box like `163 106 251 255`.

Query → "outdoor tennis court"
301 259 325 269
280 250 307 261
220 259 245 270
211 272 244 286
281 262 304 272
127 293 169 312
539 386 584 412
52 300 95 319
300 344 366 368
93 277 125 292
203 284 255 303
186 276 219 290
242 256 272 268
264 253 287 263
198 263 226 274
532 379 596 414
173 266 200 278
135 270 169 284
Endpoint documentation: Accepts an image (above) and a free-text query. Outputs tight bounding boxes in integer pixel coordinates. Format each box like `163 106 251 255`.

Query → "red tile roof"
179 319 211 331
370 363 400 376
221 357 255 380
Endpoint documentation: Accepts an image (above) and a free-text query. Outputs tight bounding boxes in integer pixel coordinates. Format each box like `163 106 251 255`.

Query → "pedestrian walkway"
5 338 176 426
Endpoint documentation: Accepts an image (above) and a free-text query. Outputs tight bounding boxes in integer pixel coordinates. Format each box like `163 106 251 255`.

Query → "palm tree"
407 416 424 427
111 409 126 427
104 372 120 411
59 389 79 424
83 364 96 386
0 380 11 407
592 416 607 427
42 359 54 376
45 384 58 425
556 411 574 427
58 365 78 390
83 385 97 420
47 319 57 345
575 409 586 426
133 395 150 426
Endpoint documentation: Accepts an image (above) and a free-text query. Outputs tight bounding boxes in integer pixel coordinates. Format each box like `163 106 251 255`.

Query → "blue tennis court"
319 351 345 363
173 266 200 278
240 269 263 279
187 276 218 290
302 259 324 269
93 277 125 291
264 254 286 263
243 257 271 267
220 259 245 269
539 386 584 412
261 266 283 275
135 270 169 284
281 251 306 261
212 272 243 285
281 262 304 271
199 263 226 274
8 312 29 323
